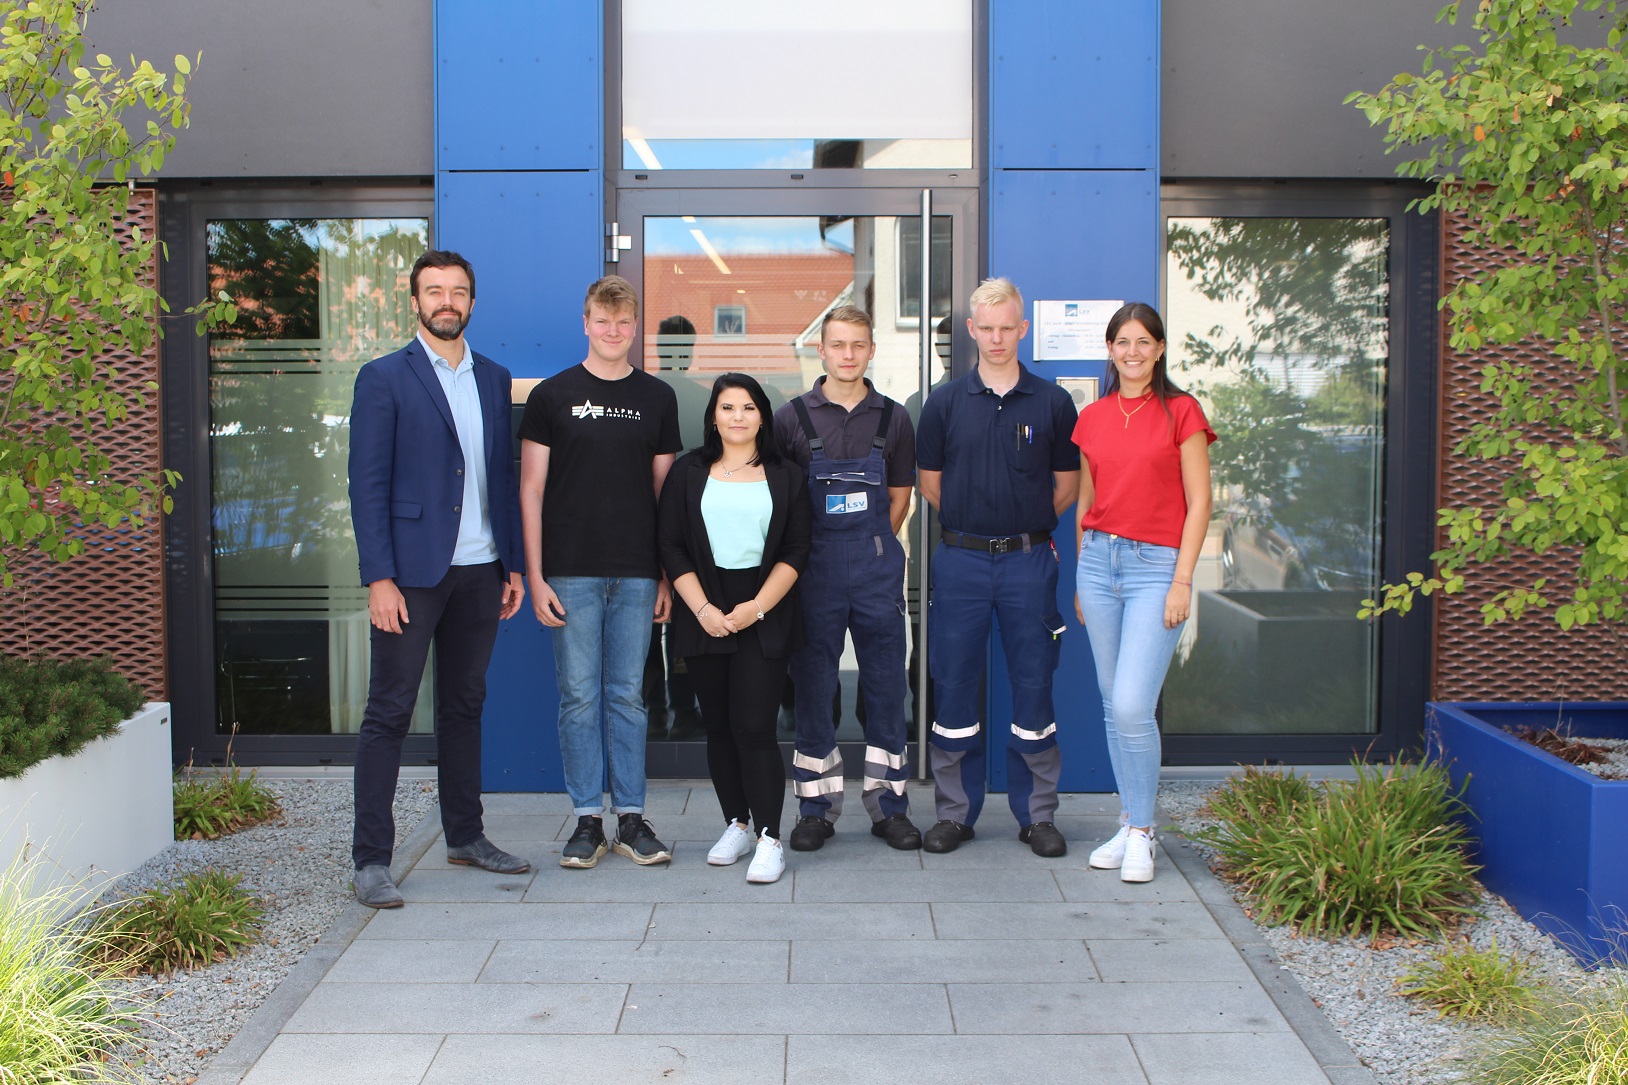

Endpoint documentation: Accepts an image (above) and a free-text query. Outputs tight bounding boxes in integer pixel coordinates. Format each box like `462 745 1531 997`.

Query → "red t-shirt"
1072 392 1216 548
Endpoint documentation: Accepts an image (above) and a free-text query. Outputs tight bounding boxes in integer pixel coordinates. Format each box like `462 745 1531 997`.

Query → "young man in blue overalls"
772 306 922 852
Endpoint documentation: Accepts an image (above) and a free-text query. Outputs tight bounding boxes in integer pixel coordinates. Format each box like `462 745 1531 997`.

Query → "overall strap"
871 397 895 451
791 395 823 452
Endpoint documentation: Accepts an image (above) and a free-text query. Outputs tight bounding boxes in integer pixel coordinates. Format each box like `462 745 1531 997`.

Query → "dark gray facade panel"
86 0 432 177
1163 0 1473 178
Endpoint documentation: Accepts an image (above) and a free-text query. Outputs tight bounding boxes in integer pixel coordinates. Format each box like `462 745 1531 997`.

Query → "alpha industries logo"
570 399 643 421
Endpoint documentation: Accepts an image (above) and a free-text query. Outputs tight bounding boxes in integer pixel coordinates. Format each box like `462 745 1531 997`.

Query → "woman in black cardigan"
658 373 812 884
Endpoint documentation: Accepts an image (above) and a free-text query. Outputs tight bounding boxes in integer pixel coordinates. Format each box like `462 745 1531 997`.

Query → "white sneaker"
746 829 785 884
1089 823 1132 869
1120 828 1156 883
707 821 755 866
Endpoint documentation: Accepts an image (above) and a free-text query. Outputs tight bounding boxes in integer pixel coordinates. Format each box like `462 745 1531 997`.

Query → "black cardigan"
657 450 812 659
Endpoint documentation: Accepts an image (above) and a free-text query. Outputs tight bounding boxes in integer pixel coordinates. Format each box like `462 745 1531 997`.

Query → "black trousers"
353 561 501 869
687 568 787 838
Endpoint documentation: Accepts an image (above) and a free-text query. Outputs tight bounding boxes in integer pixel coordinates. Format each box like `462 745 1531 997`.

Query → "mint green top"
701 478 771 569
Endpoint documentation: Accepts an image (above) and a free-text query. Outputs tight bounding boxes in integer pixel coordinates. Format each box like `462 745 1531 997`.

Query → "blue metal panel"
435 171 601 379
434 1 600 172
482 613 564 792
990 0 1159 170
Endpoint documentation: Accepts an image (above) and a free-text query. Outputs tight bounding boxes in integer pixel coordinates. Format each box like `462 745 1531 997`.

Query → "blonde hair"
969 276 1023 312
584 275 640 319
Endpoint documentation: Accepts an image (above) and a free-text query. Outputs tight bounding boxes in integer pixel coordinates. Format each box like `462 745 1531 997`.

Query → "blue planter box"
1427 702 1628 967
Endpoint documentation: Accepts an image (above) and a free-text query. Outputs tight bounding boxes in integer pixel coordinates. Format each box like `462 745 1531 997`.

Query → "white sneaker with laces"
1089 823 1132 869
1120 827 1156 883
746 829 786 884
707 821 755 866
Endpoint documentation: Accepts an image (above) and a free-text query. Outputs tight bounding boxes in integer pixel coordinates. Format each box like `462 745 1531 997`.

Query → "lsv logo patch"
571 399 605 420
826 492 868 515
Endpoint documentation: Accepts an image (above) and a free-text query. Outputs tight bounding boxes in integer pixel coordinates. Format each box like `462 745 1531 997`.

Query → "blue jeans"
550 576 658 815
1075 530 1185 827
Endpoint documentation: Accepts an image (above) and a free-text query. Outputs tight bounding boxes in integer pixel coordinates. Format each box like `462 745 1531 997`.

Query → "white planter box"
0 702 173 897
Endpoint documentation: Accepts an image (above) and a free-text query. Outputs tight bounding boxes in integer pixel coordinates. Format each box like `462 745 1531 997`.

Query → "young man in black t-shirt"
518 276 682 869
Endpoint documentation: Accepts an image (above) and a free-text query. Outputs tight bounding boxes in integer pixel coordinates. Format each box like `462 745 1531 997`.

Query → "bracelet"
696 602 714 620
753 599 766 622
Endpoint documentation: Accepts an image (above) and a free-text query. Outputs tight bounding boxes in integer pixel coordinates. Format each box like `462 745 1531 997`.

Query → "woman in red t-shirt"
1071 303 1215 884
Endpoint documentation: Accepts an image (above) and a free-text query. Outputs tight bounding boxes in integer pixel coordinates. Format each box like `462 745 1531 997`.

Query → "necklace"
718 460 755 478
1117 392 1153 428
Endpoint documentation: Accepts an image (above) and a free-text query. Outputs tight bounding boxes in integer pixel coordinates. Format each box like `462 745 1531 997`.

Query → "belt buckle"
990 536 1014 555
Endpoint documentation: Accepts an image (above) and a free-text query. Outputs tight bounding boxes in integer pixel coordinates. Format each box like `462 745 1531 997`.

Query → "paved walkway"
199 783 1373 1085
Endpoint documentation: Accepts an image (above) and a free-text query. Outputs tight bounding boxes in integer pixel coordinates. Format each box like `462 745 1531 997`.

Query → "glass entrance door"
616 188 975 776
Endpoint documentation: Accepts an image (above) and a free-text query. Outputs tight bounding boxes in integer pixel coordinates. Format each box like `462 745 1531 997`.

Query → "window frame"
1158 180 1439 765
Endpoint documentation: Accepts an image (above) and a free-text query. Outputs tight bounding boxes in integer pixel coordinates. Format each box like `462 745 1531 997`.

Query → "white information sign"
1033 299 1121 361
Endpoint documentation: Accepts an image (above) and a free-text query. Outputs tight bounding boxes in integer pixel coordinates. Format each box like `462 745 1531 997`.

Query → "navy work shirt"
915 363 1080 537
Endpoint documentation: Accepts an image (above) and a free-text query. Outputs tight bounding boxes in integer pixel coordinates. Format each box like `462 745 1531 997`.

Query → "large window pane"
1163 217 1387 734
621 0 972 170
208 218 432 735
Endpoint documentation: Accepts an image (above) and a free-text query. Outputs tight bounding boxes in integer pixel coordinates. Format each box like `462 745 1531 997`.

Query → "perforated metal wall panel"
1433 208 1628 701
0 189 166 700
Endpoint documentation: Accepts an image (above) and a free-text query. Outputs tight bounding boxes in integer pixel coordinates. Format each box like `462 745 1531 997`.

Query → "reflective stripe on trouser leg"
1006 721 1061 826
792 747 845 818
929 722 985 826
860 744 909 821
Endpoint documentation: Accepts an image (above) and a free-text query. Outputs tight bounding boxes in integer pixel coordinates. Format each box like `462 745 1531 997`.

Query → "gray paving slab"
480 792 576 815
394 867 537 902
586 810 772 842
919 842 1099 869
791 867 1064 903
413 839 555 871
1054 792 1126 816
353 901 653 941
932 900 1224 940
1055 865 1201 902
468 813 570 841
947 980 1289 1034
284 981 628 1034
524 854 794 903
790 938 1095 984
786 1034 1147 1085
239 1034 445 1085
479 939 789 983
1088 937 1255 983
1132 1032 1333 1085
779 840 927 868
323 938 495 983
422 1034 785 1085
647 901 933 940
620 981 953 1034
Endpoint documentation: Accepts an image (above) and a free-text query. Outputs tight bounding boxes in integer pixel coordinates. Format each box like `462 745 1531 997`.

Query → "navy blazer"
658 450 812 660
348 337 524 588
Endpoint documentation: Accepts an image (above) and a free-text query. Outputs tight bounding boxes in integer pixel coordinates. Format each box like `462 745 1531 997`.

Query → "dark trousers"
687 568 788 838
353 561 501 869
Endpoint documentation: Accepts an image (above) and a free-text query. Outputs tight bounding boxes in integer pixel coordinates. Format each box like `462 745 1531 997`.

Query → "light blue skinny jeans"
550 576 658 816
1075 529 1186 827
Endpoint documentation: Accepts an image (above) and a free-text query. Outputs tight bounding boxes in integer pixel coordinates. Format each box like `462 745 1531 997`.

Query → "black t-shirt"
518 364 682 578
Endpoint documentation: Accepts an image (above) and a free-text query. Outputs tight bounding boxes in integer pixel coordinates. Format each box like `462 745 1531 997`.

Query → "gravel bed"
106 779 439 1085
1159 778 1616 1085
1569 736 1628 779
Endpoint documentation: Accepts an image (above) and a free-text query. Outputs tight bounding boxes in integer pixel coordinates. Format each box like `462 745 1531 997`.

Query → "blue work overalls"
788 396 910 823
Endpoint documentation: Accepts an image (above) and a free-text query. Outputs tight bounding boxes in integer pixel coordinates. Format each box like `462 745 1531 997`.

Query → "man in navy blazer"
347 250 528 908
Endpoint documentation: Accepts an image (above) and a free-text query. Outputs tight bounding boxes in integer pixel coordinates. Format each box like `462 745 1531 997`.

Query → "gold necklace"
1117 392 1153 428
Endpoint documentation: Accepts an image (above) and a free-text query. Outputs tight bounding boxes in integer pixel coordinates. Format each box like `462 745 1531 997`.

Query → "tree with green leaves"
1349 0 1628 657
0 0 233 589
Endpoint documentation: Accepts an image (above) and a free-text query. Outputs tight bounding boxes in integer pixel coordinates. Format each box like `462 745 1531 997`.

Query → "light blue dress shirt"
419 332 499 567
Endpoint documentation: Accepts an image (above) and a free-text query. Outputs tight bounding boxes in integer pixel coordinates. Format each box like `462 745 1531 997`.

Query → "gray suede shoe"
446 836 530 874
353 864 404 909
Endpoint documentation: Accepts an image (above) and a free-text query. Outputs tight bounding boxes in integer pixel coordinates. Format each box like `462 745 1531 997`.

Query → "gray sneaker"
613 814 672 865
560 815 608 869
353 864 404 909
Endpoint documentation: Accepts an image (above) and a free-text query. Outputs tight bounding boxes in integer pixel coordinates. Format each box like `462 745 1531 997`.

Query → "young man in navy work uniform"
772 305 922 852
915 278 1080 856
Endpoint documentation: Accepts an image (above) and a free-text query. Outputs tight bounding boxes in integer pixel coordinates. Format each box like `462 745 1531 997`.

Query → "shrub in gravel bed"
1194 760 1480 940
1396 937 1541 1023
0 855 144 1084
1474 970 1628 1085
94 871 264 974
172 766 281 840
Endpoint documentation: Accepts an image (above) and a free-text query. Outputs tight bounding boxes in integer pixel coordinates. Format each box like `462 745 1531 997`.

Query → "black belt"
941 529 1050 554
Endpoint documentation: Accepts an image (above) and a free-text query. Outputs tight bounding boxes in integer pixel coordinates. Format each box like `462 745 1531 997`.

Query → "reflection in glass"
642 214 945 741
1162 217 1388 734
208 218 433 735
